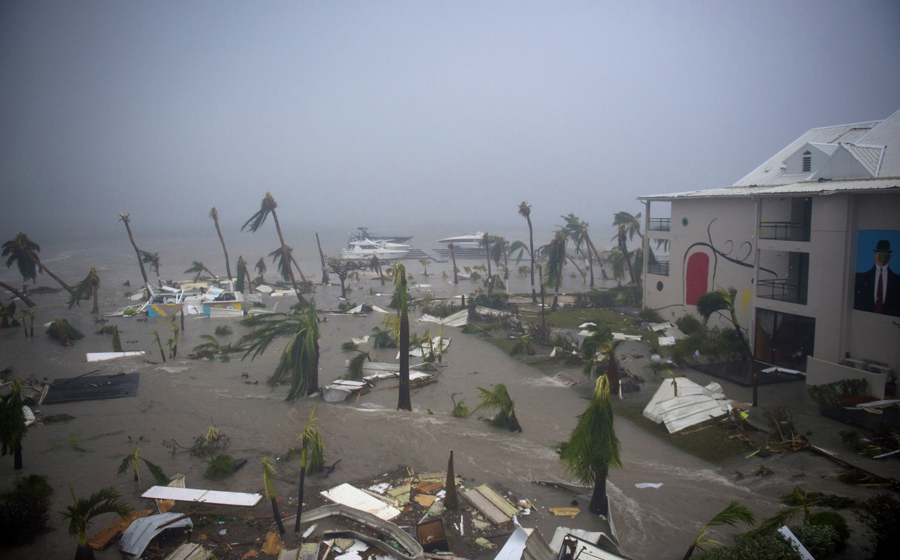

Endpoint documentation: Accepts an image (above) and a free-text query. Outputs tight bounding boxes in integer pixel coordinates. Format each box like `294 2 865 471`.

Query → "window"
802 151 811 173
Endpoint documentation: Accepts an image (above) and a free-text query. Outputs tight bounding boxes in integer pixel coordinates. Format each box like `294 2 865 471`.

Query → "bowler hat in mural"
874 239 892 253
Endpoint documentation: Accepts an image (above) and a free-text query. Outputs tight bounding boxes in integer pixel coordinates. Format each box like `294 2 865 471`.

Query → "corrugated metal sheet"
640 177 900 200
844 144 883 175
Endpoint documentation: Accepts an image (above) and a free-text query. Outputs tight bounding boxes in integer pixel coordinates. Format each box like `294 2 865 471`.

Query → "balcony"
758 221 810 242
647 259 670 276
648 218 671 232
757 279 807 305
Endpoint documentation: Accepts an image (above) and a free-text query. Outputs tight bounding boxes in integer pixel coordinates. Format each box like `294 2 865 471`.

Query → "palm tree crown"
2 233 40 289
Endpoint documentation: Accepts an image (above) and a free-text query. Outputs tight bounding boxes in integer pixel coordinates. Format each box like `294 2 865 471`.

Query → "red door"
685 253 710 305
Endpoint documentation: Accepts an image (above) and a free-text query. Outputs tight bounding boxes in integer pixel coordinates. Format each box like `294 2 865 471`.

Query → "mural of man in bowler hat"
855 239 900 316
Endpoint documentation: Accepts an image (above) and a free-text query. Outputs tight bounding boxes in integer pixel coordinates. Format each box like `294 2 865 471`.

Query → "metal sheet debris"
321 483 402 521
419 309 468 328
86 351 146 362
642 378 730 433
119 513 193 557
141 486 262 507
88 509 153 550
43 373 139 404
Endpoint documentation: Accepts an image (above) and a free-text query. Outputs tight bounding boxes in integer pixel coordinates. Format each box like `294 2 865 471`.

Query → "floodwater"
0 223 872 559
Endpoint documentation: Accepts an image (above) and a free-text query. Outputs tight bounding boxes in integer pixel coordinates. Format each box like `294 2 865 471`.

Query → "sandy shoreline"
0 260 883 559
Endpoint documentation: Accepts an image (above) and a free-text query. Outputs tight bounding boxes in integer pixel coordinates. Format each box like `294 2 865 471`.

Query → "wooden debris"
88 509 153 550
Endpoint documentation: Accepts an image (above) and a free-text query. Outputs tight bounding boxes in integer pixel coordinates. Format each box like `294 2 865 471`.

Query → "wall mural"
854 230 900 317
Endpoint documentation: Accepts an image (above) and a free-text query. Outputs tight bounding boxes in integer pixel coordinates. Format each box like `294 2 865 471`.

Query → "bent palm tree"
239 304 320 399
119 213 150 289
243 192 307 305
613 211 643 244
262 457 285 534
3 232 74 295
473 383 521 432
209 207 233 282
488 235 510 281
61 484 132 560
140 251 163 288
683 501 755 559
696 287 755 405
518 202 537 303
67 267 101 313
559 375 621 516
0 280 35 308
184 261 217 282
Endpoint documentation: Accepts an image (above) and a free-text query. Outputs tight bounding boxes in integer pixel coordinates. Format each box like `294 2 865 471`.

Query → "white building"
639 110 900 398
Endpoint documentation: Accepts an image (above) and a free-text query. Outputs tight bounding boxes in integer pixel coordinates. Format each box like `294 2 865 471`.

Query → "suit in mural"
854 239 900 317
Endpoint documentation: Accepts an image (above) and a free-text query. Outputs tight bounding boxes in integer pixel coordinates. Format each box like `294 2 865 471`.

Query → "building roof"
640 109 900 201
639 177 900 201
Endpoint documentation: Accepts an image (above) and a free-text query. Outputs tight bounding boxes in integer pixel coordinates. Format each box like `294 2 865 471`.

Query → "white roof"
640 177 900 200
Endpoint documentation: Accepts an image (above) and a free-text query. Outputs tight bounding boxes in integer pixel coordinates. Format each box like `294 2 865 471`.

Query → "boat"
437 232 485 249
355 227 412 245
341 239 409 261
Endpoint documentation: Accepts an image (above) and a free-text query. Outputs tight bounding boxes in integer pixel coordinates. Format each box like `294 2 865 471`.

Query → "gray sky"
2 0 899 236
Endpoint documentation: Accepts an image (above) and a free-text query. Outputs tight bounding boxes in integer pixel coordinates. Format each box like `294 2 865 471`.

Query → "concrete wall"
806 356 886 399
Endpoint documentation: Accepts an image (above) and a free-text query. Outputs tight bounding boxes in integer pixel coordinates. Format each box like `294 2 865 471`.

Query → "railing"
648 218 671 232
758 221 810 242
647 259 670 276
757 279 807 305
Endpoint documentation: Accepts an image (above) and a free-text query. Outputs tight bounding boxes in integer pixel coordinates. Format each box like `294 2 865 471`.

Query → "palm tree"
243 192 307 305
544 230 567 311
535 262 546 327
563 214 605 286
612 224 640 301
370 255 385 285
262 457 286 534
613 211 643 244
394 262 412 411
294 399 324 532
580 323 613 376
235 256 251 293
0 280 35 308
696 287 755 405
481 233 493 294
255 257 267 283
683 501 756 559
0 378 27 469
119 213 150 289
117 444 168 486
239 303 320 399
326 257 357 299
1 299 18 329
61 484 132 560
184 261 217 282
2 232 74 295
209 207 233 282
151 329 166 362
473 384 521 432
67 267 101 313
316 233 329 284
488 236 511 281
559 375 621 516
518 202 537 303
419 257 431 276
140 251 163 288
448 243 458 284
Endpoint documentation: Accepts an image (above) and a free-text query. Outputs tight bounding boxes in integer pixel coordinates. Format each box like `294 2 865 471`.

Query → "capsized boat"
437 231 485 249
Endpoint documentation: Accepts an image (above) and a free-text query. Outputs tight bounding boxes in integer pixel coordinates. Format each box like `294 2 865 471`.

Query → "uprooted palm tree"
683 500 756 559
184 261 217 282
61 484 132 560
2 232 74 295
243 192 307 306
0 378 27 469
67 267 101 313
119 213 150 289
559 375 621 516
209 207 233 282
239 303 320 399
46 318 84 347
117 444 169 487
518 201 537 303
347 350 372 380
473 383 521 432
696 287 756 405
294 398 324 532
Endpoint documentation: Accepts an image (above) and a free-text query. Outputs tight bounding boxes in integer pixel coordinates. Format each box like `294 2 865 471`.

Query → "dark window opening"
754 310 815 372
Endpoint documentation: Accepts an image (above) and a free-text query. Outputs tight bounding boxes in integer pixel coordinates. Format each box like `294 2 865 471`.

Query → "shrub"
341 341 358 351
0 474 53 546
214 325 233 336
470 292 509 310
808 511 850 552
526 322 552 344
807 379 868 412
676 314 703 335
639 307 664 322
205 454 236 480
573 289 617 308
790 524 839 560
855 493 900 559
699 533 801 560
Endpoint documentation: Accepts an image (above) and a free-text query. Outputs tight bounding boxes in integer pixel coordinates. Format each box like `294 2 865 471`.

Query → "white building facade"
640 110 900 398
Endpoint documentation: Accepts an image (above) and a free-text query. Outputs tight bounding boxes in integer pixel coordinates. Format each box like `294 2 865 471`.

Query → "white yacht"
341 238 409 260
437 232 485 249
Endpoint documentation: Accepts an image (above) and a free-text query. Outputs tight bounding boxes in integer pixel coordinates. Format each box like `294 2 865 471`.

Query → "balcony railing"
648 218 671 232
647 259 670 276
758 221 810 242
757 279 807 305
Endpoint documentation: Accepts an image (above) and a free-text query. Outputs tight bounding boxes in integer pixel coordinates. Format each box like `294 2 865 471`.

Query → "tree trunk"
271 210 307 306
397 311 411 410
484 235 492 294
14 445 23 470
588 249 595 287
0 280 36 307
92 285 99 314
527 217 536 303
588 470 608 515
271 496 286 534
32 255 74 294
449 244 458 284
308 339 319 396
122 218 150 288
316 233 329 284
74 542 96 560
585 234 608 280
213 215 233 282
294 455 307 533
608 355 620 396
444 450 458 509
